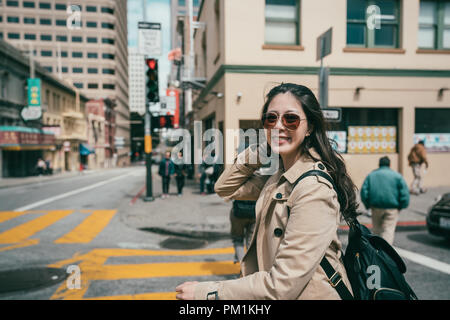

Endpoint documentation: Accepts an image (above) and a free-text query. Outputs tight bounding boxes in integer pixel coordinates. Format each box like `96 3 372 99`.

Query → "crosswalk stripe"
394 246 450 275
0 210 73 244
54 210 117 244
0 211 28 224
83 261 240 280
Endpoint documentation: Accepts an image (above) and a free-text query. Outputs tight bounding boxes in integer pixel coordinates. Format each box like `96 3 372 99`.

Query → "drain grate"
0 267 68 294
160 237 207 250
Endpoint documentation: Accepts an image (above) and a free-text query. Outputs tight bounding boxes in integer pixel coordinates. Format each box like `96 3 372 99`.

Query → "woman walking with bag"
176 83 358 300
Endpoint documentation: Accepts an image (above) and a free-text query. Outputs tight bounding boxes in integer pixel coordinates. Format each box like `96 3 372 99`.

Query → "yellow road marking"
49 247 238 300
86 292 177 300
0 239 39 252
0 211 28 224
54 210 117 244
0 210 73 244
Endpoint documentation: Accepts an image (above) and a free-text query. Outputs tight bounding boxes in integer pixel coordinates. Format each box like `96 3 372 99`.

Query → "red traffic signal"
146 58 157 70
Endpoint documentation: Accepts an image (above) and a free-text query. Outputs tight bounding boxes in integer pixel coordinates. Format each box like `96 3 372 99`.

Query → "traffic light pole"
143 107 154 202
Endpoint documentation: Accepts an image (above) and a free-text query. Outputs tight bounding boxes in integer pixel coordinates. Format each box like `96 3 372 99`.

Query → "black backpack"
289 169 418 300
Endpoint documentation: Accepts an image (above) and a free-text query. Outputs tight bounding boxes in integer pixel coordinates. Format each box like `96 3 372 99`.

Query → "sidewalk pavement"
123 167 450 240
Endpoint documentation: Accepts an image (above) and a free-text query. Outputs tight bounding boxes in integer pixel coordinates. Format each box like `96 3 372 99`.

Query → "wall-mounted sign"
348 126 396 154
327 131 346 153
414 133 450 152
22 78 42 121
138 22 162 57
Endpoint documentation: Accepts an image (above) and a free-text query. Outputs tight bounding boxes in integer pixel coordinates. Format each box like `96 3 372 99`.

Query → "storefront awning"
80 143 95 155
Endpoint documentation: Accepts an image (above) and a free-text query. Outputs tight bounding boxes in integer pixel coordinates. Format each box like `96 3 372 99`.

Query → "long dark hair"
261 83 358 221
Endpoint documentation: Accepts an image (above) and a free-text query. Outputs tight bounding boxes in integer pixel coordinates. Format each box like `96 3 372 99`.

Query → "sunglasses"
262 112 305 131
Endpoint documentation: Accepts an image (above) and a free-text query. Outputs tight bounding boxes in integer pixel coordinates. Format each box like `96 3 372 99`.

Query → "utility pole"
142 0 154 202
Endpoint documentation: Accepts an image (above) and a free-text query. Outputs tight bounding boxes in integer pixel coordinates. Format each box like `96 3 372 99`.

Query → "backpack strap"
287 169 354 300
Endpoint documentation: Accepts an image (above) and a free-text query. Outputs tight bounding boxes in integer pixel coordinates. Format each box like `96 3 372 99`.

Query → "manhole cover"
0 268 68 294
160 237 207 250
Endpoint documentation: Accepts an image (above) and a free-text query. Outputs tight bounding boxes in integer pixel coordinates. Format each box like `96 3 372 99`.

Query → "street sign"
138 22 162 57
322 107 342 122
316 28 332 61
22 78 42 121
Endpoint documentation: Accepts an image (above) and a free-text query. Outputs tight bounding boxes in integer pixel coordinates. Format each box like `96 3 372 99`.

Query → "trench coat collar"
281 147 322 185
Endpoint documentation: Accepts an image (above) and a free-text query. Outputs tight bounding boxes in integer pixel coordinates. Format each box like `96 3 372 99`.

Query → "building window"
61 67 68 73
415 108 450 152
56 35 67 42
0 33 3 40
40 18 52 25
88 83 99 89
103 84 115 90
55 3 66 10
102 53 115 60
7 16 20 23
6 1 19 7
72 36 83 42
101 22 114 29
265 0 300 45
418 1 450 50
61 51 68 57
87 68 98 74
44 66 53 72
74 82 83 89
87 37 98 43
73 67 83 73
86 5 97 12
87 52 98 58
102 68 115 75
24 17 36 24
39 2 51 9
25 33 36 40
72 51 83 58
41 50 52 57
178 0 186 6
7 33 20 39
40 34 52 41
23 1 35 8
86 21 97 28
56 19 66 26
346 0 400 48
102 38 115 45
101 7 114 14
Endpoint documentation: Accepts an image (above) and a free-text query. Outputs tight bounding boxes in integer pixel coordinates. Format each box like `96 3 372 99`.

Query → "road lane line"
394 246 450 275
54 210 117 244
0 210 73 244
13 172 134 211
0 211 28 224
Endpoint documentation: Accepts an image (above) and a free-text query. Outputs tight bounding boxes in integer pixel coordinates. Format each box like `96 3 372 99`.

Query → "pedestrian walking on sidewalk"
408 140 429 195
158 151 174 199
176 83 358 300
174 151 187 196
360 156 410 245
36 158 46 176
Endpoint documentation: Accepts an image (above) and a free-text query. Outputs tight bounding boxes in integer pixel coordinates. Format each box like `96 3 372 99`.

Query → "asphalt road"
0 166 448 300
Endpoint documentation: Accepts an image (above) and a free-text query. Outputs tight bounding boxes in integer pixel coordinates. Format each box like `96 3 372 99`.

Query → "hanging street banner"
138 22 162 57
22 78 42 121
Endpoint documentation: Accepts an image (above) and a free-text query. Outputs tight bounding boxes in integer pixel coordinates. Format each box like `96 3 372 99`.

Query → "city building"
188 0 450 187
0 39 89 177
0 0 130 166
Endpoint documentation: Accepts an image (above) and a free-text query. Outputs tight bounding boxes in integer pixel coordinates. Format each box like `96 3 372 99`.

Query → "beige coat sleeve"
214 145 269 201
195 176 339 300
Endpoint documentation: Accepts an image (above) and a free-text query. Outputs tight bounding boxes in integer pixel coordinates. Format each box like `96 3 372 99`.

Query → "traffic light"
145 58 159 103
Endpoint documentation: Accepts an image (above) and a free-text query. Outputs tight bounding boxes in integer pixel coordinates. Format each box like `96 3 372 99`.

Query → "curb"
139 221 427 240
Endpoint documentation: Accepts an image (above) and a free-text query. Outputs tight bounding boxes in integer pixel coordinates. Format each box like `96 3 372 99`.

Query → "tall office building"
0 0 130 165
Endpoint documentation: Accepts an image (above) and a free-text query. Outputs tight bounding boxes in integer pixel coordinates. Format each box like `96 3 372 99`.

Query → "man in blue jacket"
361 156 410 245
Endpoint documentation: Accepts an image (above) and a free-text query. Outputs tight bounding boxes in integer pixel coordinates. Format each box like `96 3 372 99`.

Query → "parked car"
426 192 450 239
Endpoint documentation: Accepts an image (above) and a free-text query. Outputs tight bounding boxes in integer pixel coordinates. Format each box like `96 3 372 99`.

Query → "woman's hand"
175 281 198 300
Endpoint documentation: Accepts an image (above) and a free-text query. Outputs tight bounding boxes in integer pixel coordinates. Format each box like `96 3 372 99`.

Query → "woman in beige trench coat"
176 83 358 300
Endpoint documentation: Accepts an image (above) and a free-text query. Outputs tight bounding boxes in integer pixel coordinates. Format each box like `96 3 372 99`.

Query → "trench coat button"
318 163 325 170
276 193 283 199
274 228 283 237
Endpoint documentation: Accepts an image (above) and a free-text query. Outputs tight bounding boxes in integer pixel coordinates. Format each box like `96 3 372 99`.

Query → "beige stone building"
0 0 130 165
188 0 450 188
